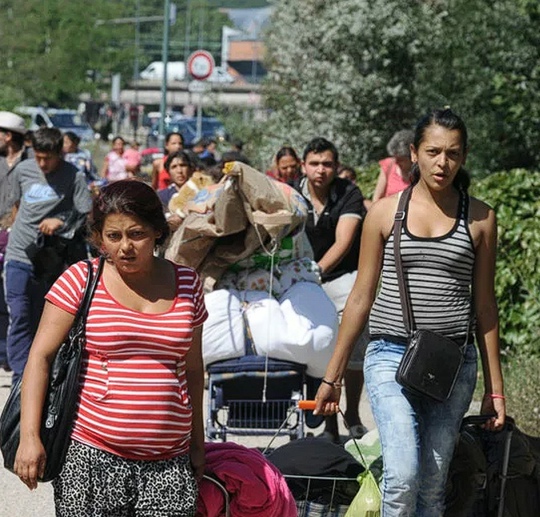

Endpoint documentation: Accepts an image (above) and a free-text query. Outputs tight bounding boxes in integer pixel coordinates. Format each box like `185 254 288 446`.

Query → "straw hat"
0 111 26 135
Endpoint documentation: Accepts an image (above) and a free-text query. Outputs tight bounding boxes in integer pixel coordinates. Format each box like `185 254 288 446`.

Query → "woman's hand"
190 444 205 482
481 394 506 431
313 382 341 416
14 438 46 490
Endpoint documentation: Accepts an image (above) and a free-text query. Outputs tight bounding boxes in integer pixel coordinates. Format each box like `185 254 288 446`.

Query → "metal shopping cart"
267 431 366 517
205 354 309 442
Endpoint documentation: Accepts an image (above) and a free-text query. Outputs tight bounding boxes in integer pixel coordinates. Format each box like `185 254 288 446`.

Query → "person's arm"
314 199 394 415
100 155 109 179
14 302 76 490
471 200 505 431
317 216 361 275
185 325 205 480
151 159 161 190
372 169 388 202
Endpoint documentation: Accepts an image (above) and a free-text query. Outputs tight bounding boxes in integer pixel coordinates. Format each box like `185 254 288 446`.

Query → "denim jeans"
4 260 49 384
0 264 8 365
364 338 477 517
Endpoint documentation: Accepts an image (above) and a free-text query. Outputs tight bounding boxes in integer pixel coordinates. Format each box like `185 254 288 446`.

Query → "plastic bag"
344 469 381 517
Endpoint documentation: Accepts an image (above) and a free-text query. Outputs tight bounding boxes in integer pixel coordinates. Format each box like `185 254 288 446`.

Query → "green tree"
414 0 540 172
263 0 540 173
262 0 420 166
0 0 231 107
0 0 133 106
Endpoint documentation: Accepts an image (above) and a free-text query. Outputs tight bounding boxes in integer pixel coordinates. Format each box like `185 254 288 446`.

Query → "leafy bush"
472 169 540 355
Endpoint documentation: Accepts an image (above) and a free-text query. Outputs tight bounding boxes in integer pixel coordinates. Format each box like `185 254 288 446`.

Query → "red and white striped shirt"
45 258 208 460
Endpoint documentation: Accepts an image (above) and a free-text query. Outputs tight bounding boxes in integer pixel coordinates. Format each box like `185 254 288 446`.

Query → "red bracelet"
489 393 505 400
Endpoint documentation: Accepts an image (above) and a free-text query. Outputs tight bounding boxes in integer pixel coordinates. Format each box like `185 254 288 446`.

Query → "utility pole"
158 0 171 150
132 0 141 140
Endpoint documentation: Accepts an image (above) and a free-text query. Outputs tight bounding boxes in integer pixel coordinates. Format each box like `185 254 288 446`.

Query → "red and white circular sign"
187 50 215 81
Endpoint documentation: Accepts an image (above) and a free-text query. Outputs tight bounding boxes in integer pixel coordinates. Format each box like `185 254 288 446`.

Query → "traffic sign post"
187 50 215 81
187 50 215 140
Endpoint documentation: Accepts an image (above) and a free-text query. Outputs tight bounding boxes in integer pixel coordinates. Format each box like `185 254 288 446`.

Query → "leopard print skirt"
53 440 198 516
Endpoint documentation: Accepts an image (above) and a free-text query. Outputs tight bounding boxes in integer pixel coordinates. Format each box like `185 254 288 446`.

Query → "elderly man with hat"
0 111 28 371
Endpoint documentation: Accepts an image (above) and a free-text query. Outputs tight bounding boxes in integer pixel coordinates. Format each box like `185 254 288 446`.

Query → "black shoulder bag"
393 187 471 402
0 256 104 481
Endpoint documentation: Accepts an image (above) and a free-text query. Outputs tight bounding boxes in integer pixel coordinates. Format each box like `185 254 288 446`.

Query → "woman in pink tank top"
372 129 414 202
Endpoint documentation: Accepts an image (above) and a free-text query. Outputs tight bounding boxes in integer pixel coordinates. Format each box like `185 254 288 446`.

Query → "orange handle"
298 400 317 410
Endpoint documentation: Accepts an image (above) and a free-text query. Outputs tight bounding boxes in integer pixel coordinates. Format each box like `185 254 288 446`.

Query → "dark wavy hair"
163 131 184 153
276 145 299 163
302 137 339 164
88 180 170 247
164 150 195 172
409 108 470 191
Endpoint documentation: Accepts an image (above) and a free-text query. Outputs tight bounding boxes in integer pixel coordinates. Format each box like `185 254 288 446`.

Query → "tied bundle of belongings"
202 278 338 378
165 161 309 292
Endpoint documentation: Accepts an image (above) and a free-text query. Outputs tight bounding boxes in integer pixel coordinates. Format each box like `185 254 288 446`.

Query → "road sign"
187 50 215 81
188 80 210 93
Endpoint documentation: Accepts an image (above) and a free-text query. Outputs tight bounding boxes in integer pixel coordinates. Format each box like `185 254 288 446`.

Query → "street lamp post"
133 0 141 140
158 0 171 150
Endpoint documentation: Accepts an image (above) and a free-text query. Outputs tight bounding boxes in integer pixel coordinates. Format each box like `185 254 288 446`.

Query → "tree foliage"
263 0 540 173
471 169 540 355
0 0 231 108
0 1 135 107
262 0 420 166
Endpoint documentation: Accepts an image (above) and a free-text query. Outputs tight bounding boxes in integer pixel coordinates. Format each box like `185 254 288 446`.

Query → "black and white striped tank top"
369 190 475 342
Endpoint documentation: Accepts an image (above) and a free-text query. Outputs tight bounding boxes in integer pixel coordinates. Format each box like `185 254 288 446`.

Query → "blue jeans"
0 265 8 365
4 260 49 384
364 338 477 517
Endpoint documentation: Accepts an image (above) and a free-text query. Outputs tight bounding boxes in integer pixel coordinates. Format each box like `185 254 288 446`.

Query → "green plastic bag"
344 469 381 517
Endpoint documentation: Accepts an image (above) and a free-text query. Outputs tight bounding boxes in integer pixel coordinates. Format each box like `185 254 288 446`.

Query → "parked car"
145 116 225 148
16 106 96 142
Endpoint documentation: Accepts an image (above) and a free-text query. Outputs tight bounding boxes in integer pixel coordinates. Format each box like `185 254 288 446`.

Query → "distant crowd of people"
0 107 505 517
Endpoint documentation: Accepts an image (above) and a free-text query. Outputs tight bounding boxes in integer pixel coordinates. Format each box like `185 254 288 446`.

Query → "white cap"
0 111 26 135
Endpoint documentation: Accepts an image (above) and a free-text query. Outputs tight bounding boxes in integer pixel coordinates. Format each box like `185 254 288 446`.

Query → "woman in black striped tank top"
314 109 506 517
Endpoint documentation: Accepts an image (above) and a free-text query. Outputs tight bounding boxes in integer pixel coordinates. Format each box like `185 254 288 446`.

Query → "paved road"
0 368 375 516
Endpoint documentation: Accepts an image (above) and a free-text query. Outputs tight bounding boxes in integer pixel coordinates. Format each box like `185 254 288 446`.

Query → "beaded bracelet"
321 379 342 389
489 393 505 400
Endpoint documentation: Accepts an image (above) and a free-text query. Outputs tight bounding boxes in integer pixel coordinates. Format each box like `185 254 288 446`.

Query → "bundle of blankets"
196 442 297 517
202 258 338 378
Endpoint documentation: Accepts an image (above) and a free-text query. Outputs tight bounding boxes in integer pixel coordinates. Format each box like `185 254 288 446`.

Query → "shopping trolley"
205 354 309 442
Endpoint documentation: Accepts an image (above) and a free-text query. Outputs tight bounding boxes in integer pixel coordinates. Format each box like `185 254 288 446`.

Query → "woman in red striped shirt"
15 180 207 516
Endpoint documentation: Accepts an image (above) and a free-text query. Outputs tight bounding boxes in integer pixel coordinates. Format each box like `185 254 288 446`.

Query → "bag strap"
393 186 414 337
74 256 105 327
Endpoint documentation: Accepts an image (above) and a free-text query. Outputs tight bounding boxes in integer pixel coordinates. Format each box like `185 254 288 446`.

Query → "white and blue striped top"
369 191 475 343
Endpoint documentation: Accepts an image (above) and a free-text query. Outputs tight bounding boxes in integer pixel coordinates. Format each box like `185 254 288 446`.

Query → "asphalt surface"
0 367 375 516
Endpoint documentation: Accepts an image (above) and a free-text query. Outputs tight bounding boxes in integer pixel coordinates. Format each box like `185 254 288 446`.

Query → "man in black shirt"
294 137 368 442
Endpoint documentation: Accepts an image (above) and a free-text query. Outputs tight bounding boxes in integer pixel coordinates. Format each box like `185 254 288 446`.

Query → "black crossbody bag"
393 187 471 402
0 257 104 481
